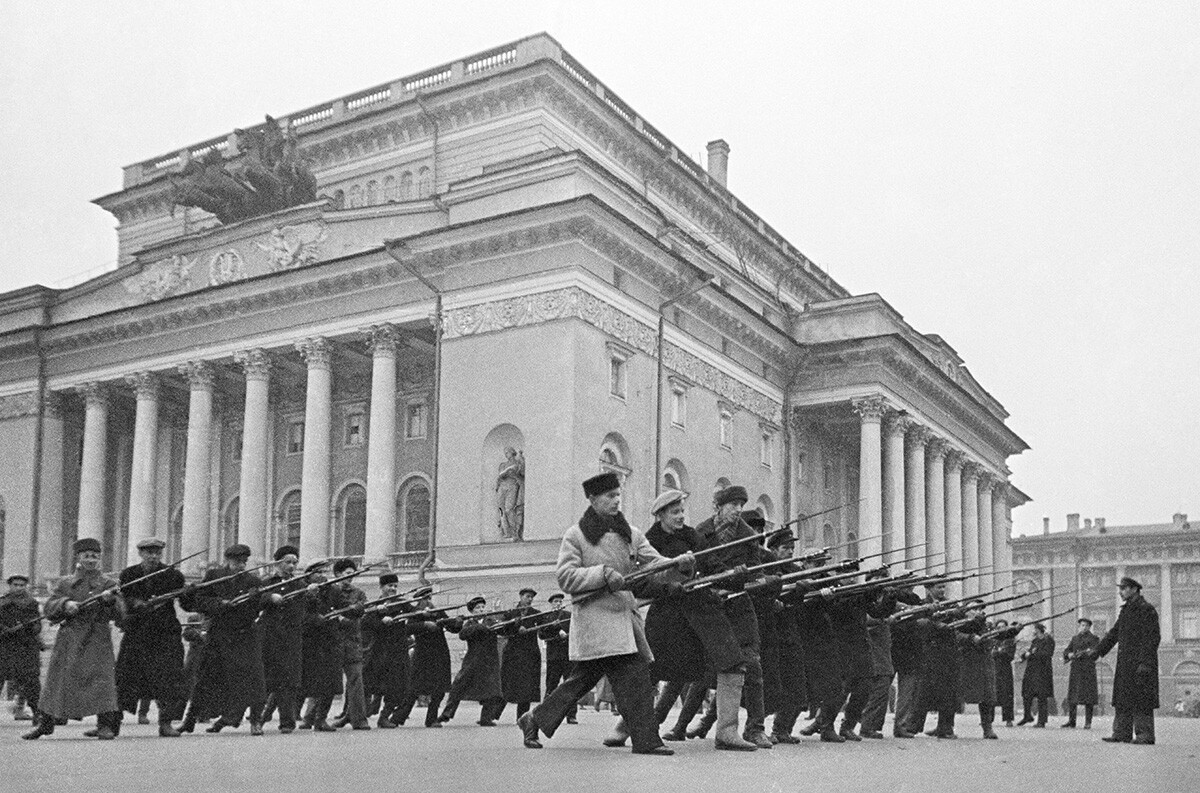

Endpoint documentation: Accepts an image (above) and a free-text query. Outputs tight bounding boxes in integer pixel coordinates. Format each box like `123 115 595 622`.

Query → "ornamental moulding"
0 391 39 421
443 285 781 423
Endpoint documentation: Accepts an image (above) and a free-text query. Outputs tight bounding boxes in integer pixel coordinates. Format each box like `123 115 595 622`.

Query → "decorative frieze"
0 391 39 421
124 254 195 302
255 223 328 272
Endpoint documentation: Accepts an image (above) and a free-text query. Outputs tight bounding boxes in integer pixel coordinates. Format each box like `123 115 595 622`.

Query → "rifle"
889 584 1013 623
800 569 920 603
682 565 749 593
228 568 323 606
520 614 570 635
363 587 460 616
143 560 276 610
277 562 387 603
981 598 1111 641
779 499 863 528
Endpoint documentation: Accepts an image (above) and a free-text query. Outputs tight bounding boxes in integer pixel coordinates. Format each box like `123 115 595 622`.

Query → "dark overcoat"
1096 593 1160 711
257 574 309 692
919 610 963 712
301 586 344 696
451 618 502 702
752 589 782 713
114 562 186 711
328 584 367 665
694 516 768 664
957 621 997 705
1064 632 1101 705
865 616 894 678
888 588 927 674
1020 632 1055 700
539 610 571 665
991 633 1017 711
180 567 266 714
0 591 41 680
405 617 454 694
828 590 892 684
40 570 124 719
789 594 842 704
499 607 542 704
362 605 413 697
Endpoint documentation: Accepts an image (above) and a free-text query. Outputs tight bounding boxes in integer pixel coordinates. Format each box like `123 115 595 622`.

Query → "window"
405 402 426 440
281 491 302 549
400 171 413 200
662 470 681 491
1173 564 1200 586
332 189 345 210
719 407 733 449
348 184 363 208
230 428 243 461
1084 568 1117 589
344 411 365 447
1179 607 1200 641
846 530 859 558
670 381 687 427
397 478 431 553
287 419 305 455
417 166 432 198
365 180 379 206
607 345 630 400
760 427 774 468
383 175 398 202
822 523 837 548
338 485 367 557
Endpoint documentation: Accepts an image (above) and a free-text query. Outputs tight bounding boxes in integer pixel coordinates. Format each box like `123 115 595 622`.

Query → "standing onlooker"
990 619 1017 726
0 574 42 725
1017 622 1055 727
1097 577 1161 745
1062 617 1100 729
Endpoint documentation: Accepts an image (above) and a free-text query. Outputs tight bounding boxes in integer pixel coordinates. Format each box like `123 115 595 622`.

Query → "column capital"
906 424 933 446
944 447 964 471
852 395 888 422
927 437 949 459
883 414 912 437
234 348 273 381
296 337 332 369
364 323 403 356
962 460 983 481
78 382 109 408
125 371 161 400
42 390 64 419
179 361 216 390
991 479 1010 499
977 470 997 490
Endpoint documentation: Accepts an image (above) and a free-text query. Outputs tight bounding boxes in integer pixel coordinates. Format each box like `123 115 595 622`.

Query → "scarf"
579 506 633 546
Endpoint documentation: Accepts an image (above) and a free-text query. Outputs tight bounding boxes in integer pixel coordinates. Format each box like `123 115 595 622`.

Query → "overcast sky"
2 2 1196 536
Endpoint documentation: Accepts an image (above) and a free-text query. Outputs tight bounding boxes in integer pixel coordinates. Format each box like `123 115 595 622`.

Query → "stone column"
76 383 110 542
978 473 994 591
180 362 215 562
36 392 66 576
944 449 964 596
853 396 887 558
991 481 1011 589
882 414 908 556
961 462 981 595
925 438 947 572
235 349 272 559
125 372 160 564
1161 563 1174 643
365 325 400 560
297 338 333 561
905 425 930 568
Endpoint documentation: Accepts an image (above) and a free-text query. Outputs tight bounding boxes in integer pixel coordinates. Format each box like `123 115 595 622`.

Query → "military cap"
548 593 565 603
1077 617 1093 626
766 530 796 550
73 537 102 555
6 574 30 585
273 545 300 561
332 557 358 575
740 509 766 530
466 596 487 611
583 471 621 498
224 543 252 559
1118 576 1142 590
379 572 399 586
519 586 537 598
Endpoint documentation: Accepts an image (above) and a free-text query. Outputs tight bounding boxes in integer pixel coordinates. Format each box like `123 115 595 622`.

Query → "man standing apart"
1017 623 1055 728
114 537 187 737
517 472 683 755
1097 577 1160 745
1 574 42 726
1062 617 1100 729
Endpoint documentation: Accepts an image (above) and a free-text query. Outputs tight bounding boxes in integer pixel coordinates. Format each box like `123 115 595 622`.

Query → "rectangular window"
287 420 305 455
670 386 687 427
760 430 774 468
609 356 627 400
719 409 732 449
1179 607 1200 641
344 412 365 447
404 402 426 440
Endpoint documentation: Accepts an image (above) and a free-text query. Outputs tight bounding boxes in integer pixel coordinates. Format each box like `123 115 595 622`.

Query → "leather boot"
22 711 55 740
687 708 716 739
818 705 844 743
713 672 757 751
158 718 182 738
602 717 629 747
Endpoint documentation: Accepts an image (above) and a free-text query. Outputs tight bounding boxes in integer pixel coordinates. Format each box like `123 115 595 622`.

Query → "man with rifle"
828 565 899 741
955 601 1000 739
765 531 807 744
112 537 188 737
538 593 576 725
439 596 505 726
991 619 1018 727
915 578 964 738
257 544 314 733
23 537 126 740
494 587 543 722
300 560 341 730
1061 617 1100 729
1 574 42 732
392 590 459 727
363 574 418 728
180 543 268 735
325 557 370 730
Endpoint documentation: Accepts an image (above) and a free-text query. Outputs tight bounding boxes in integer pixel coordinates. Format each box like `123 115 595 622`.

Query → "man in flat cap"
440 596 505 726
180 543 267 735
363 572 416 728
1017 622 1055 728
257 545 314 733
516 471 682 755
325 558 370 730
1061 617 1101 729
24 538 125 740
112 537 188 737
538 593 576 724
1 574 42 728
495 587 542 722
392 588 457 728
1097 577 1160 744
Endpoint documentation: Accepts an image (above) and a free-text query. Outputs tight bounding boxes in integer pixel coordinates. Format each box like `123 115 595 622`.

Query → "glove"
127 598 148 613
268 593 284 606
306 583 321 593
382 616 394 625
64 601 80 616
675 552 696 578
603 567 626 592
99 590 118 605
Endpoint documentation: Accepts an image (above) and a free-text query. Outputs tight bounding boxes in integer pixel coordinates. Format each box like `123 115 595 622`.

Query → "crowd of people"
0 472 1161 751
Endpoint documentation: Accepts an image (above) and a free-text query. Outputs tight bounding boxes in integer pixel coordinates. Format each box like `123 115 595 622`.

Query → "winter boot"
602 717 629 747
713 672 757 751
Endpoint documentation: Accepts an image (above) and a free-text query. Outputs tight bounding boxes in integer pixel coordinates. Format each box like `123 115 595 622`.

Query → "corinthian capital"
79 382 109 408
125 372 161 400
852 395 888 422
179 361 215 390
884 414 912 437
927 437 949 459
906 424 933 446
943 447 964 471
234 349 273 381
961 460 983 481
364 324 402 356
296 337 332 369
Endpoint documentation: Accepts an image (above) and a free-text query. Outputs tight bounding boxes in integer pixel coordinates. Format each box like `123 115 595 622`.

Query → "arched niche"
599 432 634 518
481 424 525 543
333 482 367 557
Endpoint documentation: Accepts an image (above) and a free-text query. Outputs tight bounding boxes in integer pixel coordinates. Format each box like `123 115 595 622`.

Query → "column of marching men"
2 473 1160 748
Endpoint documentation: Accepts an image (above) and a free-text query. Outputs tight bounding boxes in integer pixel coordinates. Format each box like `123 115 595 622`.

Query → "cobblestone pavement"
4 708 1197 793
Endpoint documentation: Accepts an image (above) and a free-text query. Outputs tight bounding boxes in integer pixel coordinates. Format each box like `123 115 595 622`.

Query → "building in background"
0 34 1027 610
1012 513 1200 715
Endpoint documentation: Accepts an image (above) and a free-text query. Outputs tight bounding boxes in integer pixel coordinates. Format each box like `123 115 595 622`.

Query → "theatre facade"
0 34 1028 602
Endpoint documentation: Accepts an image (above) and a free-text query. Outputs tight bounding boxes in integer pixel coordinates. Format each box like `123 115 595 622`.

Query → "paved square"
5 708 1196 793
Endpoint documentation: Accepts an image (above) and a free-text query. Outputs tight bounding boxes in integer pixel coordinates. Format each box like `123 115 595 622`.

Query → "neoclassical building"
0 34 1028 603
1012 513 1200 714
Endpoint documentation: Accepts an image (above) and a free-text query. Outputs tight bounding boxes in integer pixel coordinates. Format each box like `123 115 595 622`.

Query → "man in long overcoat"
439 596 504 725
990 619 1018 726
1097 577 1160 745
517 472 683 755
1062 617 1101 729
24 537 126 740
1017 622 1055 727
1 574 42 723
180 543 267 735
766 532 808 744
257 545 311 733
362 574 415 728
539 593 576 725
392 592 456 727
299 562 342 730
114 537 187 737
496 587 542 720
326 557 369 730
957 605 999 739
916 582 964 738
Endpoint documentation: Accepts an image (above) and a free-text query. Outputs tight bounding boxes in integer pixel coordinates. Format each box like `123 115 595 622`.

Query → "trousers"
531 653 662 751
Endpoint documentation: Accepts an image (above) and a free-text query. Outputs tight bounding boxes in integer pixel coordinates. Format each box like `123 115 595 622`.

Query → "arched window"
365 180 379 206
332 189 345 209
280 491 302 549
220 497 240 552
756 495 774 527
417 167 433 198
383 175 398 202
337 484 367 557
348 184 363 208
399 171 413 200
661 459 689 494
846 530 859 558
822 523 837 548
397 478 430 553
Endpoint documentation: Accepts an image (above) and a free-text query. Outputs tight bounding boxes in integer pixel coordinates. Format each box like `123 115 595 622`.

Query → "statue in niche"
495 447 525 541
169 115 318 224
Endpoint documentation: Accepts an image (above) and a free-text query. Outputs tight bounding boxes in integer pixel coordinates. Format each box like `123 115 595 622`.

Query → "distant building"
1012 513 1200 715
